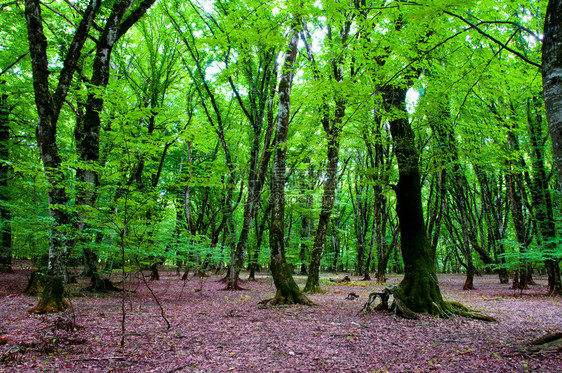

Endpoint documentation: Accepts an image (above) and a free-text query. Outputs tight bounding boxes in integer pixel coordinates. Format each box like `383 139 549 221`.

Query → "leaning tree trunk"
263 25 312 306
304 133 340 293
387 86 450 317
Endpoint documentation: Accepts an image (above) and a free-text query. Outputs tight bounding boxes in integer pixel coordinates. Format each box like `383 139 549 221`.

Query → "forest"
0 0 562 371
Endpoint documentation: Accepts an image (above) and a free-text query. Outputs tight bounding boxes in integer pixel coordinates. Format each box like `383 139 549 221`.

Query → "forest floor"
0 266 561 373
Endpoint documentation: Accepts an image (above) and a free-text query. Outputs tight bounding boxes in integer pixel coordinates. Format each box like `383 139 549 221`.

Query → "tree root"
29 297 70 314
358 286 496 322
84 278 121 293
303 283 323 294
447 301 497 322
518 333 562 354
259 290 315 306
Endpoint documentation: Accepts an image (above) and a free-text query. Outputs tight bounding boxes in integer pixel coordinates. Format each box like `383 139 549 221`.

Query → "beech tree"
2 0 558 317
264 21 313 306
25 0 155 313
542 0 562 295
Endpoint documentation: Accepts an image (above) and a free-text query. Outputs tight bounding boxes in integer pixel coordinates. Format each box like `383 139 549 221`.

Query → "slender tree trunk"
248 204 269 281
475 167 510 284
506 169 530 290
263 25 312 306
0 89 11 272
304 134 341 293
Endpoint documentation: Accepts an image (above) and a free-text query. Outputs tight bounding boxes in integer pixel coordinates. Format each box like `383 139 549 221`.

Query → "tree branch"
0 52 28 78
440 10 541 69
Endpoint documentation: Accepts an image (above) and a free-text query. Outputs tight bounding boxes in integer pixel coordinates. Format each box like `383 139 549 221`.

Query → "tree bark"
543 0 562 188
304 131 341 293
25 0 101 313
0 88 12 272
263 25 312 306
387 85 449 316
527 99 561 295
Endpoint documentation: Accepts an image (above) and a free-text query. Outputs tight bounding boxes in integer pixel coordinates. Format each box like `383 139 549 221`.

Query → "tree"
25 0 155 313
263 22 312 306
302 5 354 294
543 0 562 188
25 0 101 313
0 84 11 272
541 0 562 295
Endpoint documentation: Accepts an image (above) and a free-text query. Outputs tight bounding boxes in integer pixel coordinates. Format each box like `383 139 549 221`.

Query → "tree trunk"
303 99 344 293
0 89 12 272
541 1 562 293
527 99 562 295
25 0 101 313
506 170 530 290
263 25 312 306
387 85 450 316
543 0 562 188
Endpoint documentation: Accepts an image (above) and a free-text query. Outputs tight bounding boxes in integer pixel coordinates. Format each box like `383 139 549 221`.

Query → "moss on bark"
29 276 70 314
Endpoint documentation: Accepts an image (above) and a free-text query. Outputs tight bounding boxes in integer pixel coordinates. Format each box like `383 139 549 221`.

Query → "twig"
166 364 190 373
134 256 171 330
73 356 128 361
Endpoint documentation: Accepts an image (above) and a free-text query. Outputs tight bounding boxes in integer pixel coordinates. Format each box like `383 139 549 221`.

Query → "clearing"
0 268 561 372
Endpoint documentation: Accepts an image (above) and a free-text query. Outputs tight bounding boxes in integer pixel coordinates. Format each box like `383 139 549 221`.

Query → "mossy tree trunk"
542 1 562 295
25 0 101 313
263 25 312 306
543 0 562 188
387 85 449 316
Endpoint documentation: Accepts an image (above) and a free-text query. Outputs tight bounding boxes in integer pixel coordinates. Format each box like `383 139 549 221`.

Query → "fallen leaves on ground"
0 270 561 372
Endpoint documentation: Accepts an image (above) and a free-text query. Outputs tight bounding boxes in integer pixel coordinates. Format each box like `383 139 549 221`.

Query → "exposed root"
29 297 70 314
303 283 323 294
519 333 562 354
358 286 496 322
223 283 245 291
447 301 497 322
84 278 121 293
259 290 315 306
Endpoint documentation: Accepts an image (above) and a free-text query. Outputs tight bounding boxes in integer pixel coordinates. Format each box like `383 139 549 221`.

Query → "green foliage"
0 0 559 291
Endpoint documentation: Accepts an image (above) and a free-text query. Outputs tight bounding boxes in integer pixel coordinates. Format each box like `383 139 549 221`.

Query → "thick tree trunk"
263 26 312 306
543 0 562 188
387 86 449 316
542 1 562 296
25 0 101 313
527 99 562 295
